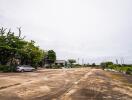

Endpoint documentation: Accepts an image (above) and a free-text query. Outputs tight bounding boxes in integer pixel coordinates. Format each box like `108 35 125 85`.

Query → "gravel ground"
0 68 131 100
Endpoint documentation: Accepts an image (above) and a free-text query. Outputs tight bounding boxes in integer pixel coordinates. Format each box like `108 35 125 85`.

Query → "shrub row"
107 64 132 75
0 65 16 72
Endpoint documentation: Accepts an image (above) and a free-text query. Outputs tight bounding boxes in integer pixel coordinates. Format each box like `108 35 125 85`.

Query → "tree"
68 59 76 67
20 40 45 67
92 63 96 67
100 61 113 70
46 50 56 68
0 27 26 65
0 27 47 71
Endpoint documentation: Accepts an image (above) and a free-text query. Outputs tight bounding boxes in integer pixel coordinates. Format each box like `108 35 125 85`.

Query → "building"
55 60 66 66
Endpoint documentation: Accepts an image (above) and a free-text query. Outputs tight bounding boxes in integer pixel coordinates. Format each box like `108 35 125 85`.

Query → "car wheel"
21 69 24 72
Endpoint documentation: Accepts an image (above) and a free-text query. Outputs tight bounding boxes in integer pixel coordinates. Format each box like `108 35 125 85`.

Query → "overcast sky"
0 0 132 64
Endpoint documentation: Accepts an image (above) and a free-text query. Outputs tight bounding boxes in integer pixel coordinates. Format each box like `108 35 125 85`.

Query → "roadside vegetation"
100 62 132 75
65 60 132 75
0 27 56 72
0 27 132 75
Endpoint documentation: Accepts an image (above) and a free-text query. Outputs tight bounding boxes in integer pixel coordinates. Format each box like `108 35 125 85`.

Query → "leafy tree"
92 63 96 67
46 50 56 68
0 27 47 71
20 40 45 67
100 61 113 69
0 27 26 65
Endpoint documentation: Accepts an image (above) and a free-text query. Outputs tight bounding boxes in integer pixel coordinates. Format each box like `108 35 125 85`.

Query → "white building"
55 60 66 66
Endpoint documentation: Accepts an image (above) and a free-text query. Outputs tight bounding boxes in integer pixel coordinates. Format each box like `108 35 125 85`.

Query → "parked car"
16 65 35 72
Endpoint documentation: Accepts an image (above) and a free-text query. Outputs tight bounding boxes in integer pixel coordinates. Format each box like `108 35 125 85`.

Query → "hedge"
0 65 16 72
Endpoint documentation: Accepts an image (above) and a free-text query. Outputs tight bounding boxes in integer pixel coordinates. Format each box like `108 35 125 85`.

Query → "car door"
24 66 29 71
28 67 32 71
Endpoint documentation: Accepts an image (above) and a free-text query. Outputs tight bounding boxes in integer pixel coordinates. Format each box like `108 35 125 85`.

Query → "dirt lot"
0 68 131 100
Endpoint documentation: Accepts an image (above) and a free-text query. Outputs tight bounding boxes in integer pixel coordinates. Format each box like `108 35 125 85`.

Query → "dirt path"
0 68 131 100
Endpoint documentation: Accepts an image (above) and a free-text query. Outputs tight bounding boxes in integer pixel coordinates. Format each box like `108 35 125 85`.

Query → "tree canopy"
0 27 51 68
45 50 56 67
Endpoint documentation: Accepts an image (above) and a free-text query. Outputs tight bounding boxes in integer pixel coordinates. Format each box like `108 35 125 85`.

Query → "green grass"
107 65 132 75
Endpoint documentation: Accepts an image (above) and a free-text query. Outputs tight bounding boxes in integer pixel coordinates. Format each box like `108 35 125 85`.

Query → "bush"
0 65 10 72
108 65 114 69
100 62 113 69
126 68 132 75
106 64 132 75
73 64 82 68
0 65 16 72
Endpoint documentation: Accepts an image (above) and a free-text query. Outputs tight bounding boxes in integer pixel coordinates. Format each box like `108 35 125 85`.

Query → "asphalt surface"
0 68 131 100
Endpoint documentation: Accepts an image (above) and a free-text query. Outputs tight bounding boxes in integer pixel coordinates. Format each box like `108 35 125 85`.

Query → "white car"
16 65 35 72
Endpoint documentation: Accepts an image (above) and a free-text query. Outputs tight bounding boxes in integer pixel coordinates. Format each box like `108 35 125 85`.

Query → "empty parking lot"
0 68 131 100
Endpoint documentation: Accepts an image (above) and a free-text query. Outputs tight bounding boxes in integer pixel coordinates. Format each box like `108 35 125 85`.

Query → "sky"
0 0 132 64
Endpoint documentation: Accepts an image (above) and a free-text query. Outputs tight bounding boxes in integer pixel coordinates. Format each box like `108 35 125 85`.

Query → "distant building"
55 60 66 66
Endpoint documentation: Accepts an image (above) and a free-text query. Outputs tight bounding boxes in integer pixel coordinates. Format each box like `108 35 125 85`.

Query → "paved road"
0 68 131 100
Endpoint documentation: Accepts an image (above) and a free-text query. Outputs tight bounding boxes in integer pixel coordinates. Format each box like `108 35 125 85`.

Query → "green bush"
0 65 16 72
108 65 115 69
126 68 132 75
100 62 113 69
0 65 10 72
106 64 132 75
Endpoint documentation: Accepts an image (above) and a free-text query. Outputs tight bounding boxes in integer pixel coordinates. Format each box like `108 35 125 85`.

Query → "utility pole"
122 57 125 65
82 58 84 65
78 58 79 64
116 59 118 65
120 57 123 65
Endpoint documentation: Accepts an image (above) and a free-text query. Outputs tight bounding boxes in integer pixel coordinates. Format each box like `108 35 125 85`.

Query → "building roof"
55 60 66 63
